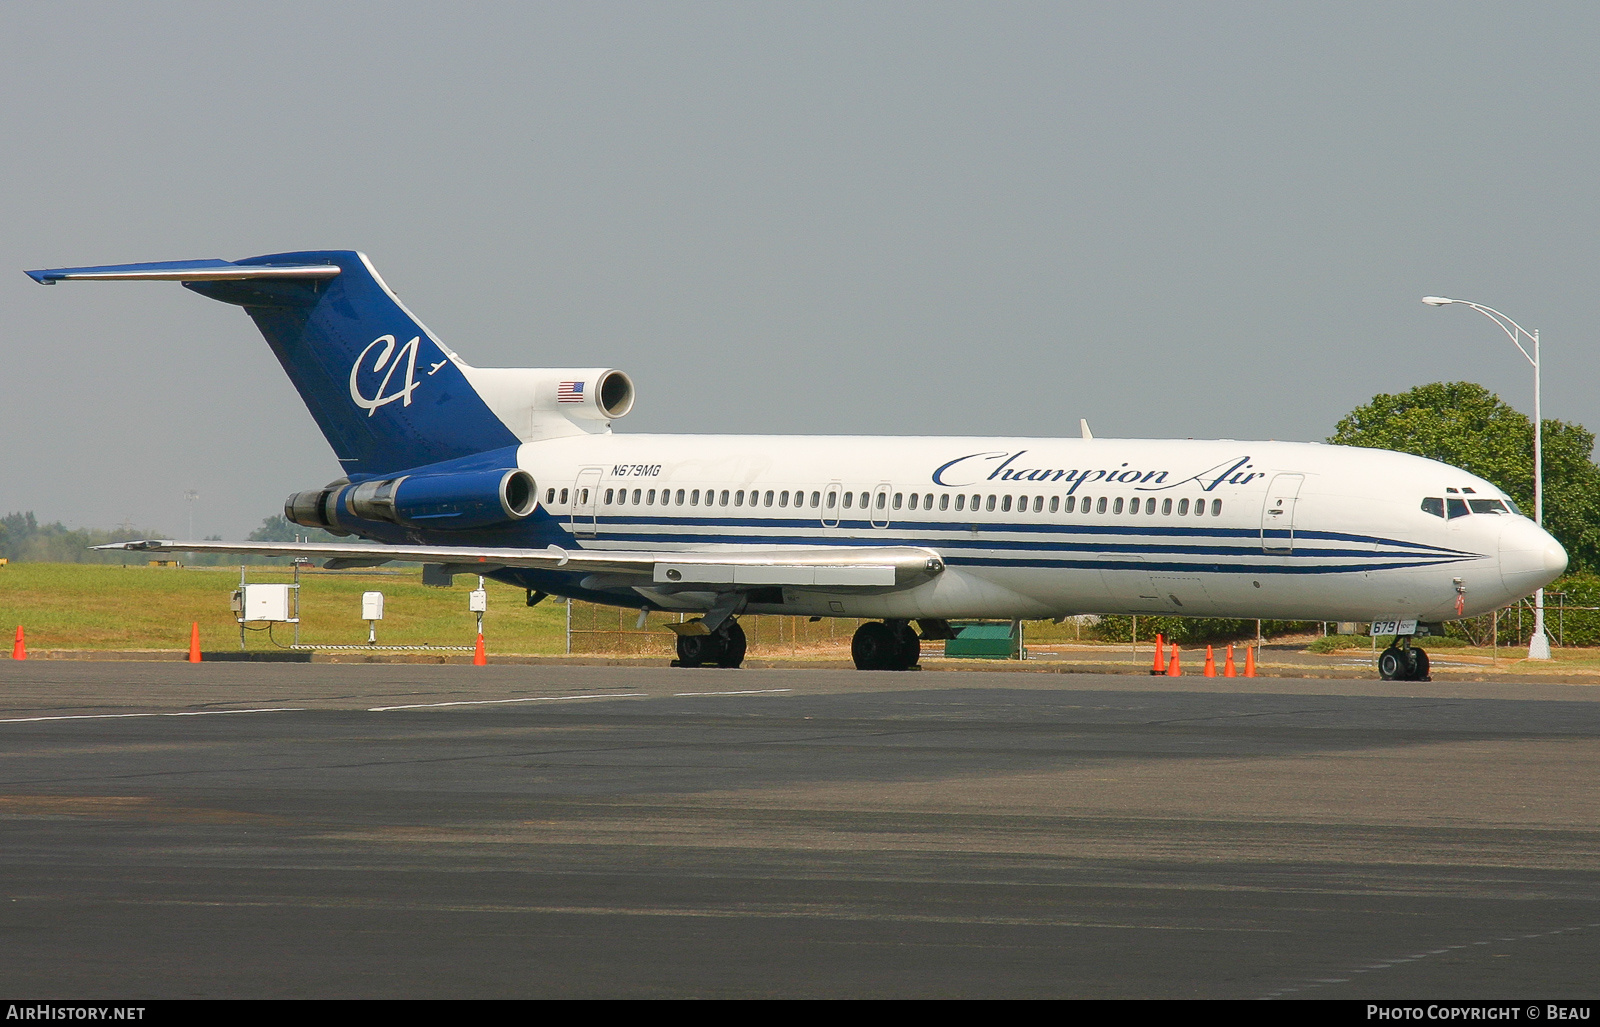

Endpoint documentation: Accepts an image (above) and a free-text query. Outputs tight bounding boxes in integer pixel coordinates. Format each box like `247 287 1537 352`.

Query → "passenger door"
1260 474 1304 554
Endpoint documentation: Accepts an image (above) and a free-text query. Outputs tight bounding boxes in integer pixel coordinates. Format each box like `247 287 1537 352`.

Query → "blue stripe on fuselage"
582 513 1473 556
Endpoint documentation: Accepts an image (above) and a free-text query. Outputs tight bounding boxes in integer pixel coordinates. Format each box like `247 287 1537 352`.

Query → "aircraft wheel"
852 621 900 670
1408 647 1430 681
716 621 747 669
893 621 921 668
1378 646 1404 681
676 630 725 668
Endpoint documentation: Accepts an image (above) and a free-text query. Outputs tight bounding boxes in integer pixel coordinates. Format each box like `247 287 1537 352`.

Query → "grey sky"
3 2 1597 538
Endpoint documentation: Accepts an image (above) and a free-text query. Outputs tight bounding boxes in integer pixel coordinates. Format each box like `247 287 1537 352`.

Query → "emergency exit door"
571 468 603 538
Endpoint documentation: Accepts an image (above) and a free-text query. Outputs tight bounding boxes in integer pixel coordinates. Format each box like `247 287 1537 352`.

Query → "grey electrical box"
362 591 385 620
468 588 487 613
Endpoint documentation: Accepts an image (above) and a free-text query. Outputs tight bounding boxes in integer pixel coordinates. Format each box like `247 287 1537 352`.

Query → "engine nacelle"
457 366 635 440
284 482 351 536
287 468 538 533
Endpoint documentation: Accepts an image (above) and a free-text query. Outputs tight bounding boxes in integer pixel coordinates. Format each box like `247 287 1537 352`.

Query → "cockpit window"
1504 497 1525 516
1428 495 1516 518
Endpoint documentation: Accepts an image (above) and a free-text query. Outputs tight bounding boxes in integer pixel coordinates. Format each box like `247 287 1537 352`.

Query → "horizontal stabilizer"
25 259 340 284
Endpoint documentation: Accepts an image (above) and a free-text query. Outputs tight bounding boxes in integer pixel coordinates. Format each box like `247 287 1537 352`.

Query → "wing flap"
655 563 896 586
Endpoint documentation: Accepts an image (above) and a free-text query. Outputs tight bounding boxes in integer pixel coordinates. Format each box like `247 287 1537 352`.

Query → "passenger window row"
594 487 825 508
544 485 1224 518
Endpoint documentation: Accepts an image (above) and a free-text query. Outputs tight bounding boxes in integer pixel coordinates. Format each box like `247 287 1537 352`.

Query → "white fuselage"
509 433 1567 624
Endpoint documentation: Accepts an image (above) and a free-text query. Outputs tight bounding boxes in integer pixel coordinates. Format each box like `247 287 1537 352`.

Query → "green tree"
0 511 170 564
1329 382 1600 573
1093 616 1313 644
249 515 303 543
248 514 343 544
0 512 39 562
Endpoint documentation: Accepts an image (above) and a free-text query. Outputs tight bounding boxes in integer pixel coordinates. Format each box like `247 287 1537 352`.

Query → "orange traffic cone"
1204 644 1217 677
1244 645 1256 677
188 622 202 663
11 625 25 661
1166 647 1181 676
473 633 487 666
1151 633 1165 675
1223 645 1237 677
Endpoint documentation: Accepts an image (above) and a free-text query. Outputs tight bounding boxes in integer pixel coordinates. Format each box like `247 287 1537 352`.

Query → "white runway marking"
0 707 306 724
1261 921 1600 999
369 693 647 711
672 689 794 697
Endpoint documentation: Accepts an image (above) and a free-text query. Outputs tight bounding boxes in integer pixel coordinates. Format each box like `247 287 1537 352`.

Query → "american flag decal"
557 380 585 403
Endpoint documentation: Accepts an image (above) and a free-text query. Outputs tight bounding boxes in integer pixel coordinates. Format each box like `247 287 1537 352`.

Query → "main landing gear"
1378 636 1431 682
673 619 747 669
851 620 921 671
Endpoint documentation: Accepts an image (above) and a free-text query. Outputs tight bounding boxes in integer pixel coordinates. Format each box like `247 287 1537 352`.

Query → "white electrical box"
240 584 295 623
468 588 487 613
362 591 385 620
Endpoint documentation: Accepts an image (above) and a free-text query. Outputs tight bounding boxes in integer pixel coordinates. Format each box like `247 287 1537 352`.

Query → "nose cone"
1499 516 1568 596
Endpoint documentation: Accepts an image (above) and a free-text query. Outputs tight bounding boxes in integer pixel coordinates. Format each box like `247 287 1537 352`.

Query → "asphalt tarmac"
1 662 1598 999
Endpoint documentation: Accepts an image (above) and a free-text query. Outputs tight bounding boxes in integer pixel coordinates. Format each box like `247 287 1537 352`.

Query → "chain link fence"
1450 591 1600 649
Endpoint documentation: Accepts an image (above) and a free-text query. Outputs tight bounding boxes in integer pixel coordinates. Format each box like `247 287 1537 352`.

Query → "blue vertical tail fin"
28 250 520 477
191 251 520 476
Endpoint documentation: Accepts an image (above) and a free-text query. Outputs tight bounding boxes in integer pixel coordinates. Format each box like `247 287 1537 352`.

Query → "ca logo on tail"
349 335 422 415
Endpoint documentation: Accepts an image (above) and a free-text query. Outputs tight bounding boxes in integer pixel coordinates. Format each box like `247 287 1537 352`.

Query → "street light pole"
1422 296 1550 659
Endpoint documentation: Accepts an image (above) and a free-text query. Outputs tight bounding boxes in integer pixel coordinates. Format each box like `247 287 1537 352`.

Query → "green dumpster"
944 622 1018 659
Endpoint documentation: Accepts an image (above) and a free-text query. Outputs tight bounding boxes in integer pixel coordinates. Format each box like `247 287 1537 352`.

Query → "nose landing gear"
1378 636 1431 681
851 620 921 671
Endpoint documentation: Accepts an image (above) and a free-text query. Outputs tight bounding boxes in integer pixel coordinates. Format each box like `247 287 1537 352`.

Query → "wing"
94 539 946 591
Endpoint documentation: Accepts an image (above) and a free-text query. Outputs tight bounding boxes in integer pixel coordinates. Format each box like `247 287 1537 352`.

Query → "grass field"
0 563 572 654
0 562 871 658
6 563 1600 674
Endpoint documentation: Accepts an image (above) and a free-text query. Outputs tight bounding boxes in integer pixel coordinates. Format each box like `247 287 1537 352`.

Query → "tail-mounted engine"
286 467 538 533
460 366 635 440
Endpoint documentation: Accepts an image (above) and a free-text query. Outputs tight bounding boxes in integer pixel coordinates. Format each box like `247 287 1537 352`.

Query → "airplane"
26 251 1569 679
